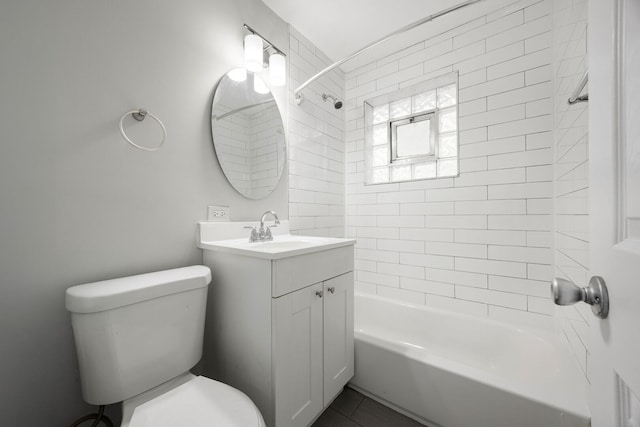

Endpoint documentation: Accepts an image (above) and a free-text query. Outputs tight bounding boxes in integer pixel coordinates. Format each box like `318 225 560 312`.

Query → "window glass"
389 98 411 119
373 146 388 166
396 119 432 157
373 105 389 125
437 158 458 176
414 162 437 179
364 72 459 185
437 84 457 108
372 167 389 183
413 91 436 113
439 107 457 133
391 165 412 182
373 124 387 146
438 132 458 158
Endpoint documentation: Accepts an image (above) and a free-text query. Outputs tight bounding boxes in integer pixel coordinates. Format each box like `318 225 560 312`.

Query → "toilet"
65 265 265 427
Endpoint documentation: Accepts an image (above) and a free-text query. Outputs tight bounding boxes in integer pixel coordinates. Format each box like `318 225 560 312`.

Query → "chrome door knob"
550 276 609 319
316 291 323 298
327 287 335 294
551 278 585 305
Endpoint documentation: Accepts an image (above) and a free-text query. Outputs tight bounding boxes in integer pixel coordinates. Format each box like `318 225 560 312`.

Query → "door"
322 272 355 404
273 283 323 427
589 0 640 426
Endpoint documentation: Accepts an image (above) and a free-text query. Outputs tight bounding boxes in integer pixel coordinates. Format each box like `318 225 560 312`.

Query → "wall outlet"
207 205 230 221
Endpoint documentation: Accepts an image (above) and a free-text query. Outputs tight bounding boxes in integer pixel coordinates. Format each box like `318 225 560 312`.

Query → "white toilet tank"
66 265 212 405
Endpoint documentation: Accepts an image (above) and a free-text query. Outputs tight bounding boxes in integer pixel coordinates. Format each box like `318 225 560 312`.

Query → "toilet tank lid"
65 265 212 314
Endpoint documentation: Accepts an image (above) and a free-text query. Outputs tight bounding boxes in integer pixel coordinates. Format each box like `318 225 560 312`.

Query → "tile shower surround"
344 0 556 330
288 27 346 238
287 0 590 380
553 0 590 379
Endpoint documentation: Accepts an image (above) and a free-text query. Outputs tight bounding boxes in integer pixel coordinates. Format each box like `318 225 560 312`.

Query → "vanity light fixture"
244 34 263 73
269 53 286 87
243 24 286 88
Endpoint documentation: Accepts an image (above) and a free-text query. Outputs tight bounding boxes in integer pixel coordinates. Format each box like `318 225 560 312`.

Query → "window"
391 111 436 161
364 72 459 184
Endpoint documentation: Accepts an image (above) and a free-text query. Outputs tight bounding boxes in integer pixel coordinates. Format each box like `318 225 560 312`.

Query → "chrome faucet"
259 210 280 241
245 210 280 242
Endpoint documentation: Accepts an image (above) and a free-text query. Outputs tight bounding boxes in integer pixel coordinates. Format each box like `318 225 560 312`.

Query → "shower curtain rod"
293 0 483 102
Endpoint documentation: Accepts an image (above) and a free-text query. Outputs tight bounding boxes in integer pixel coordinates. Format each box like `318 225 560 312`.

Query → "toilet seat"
127 376 265 427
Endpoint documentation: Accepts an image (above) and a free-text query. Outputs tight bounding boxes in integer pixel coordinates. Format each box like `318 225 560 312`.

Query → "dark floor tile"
350 396 426 427
312 408 362 427
330 387 365 417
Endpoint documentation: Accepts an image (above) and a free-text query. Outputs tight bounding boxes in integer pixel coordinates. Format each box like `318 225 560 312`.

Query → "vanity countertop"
198 234 356 260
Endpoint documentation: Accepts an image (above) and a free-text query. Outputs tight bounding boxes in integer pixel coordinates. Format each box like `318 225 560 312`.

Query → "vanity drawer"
271 246 354 298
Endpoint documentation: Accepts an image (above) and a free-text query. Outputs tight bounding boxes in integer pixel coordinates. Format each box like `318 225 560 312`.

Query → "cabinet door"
323 272 354 404
273 283 323 427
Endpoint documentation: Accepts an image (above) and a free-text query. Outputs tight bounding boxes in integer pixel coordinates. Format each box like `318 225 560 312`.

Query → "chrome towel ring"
119 108 167 152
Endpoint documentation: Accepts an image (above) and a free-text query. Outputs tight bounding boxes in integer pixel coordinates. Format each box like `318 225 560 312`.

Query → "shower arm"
293 0 483 99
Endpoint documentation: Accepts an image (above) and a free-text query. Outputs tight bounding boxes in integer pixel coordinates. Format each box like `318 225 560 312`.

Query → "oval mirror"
211 69 286 199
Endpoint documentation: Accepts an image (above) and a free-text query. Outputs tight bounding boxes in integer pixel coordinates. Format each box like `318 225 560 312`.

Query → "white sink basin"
251 239 319 251
199 233 355 260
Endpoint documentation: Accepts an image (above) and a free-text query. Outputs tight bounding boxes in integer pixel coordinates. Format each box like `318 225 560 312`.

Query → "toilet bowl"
122 373 265 427
66 265 265 427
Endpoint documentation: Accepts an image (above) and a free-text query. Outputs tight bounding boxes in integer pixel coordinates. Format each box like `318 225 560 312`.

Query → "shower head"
322 94 343 110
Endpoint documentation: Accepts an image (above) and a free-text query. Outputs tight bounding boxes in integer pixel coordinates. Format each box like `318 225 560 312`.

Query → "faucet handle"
265 226 274 240
258 225 267 240
243 226 258 242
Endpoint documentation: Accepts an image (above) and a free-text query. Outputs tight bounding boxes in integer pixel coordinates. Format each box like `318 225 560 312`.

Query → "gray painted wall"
0 0 288 424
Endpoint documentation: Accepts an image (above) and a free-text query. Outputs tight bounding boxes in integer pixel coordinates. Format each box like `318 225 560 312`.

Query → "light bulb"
269 53 286 86
244 34 263 73
253 74 269 94
227 68 247 82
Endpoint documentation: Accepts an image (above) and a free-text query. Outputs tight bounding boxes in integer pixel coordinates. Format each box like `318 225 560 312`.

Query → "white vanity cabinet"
200 233 355 427
273 271 354 427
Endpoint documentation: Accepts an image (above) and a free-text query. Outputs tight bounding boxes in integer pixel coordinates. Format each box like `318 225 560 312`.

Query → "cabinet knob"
327 287 335 294
316 291 323 298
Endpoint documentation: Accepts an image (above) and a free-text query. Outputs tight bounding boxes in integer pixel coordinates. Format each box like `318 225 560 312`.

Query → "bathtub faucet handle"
550 276 609 319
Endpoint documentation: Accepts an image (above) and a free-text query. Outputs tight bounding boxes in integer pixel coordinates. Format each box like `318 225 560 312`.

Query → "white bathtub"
350 293 590 427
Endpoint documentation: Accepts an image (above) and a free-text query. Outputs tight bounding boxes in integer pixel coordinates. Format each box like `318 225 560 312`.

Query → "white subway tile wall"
344 0 555 330
553 0 590 379
289 27 345 237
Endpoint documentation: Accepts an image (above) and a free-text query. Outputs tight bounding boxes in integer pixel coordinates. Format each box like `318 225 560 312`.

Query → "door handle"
550 276 609 319
327 287 335 294
315 291 323 298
